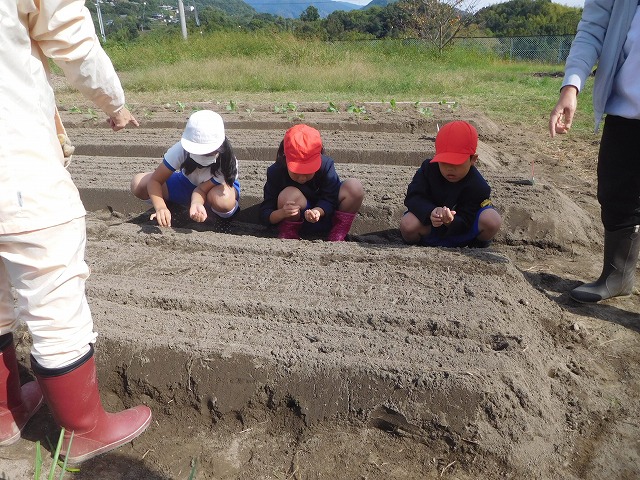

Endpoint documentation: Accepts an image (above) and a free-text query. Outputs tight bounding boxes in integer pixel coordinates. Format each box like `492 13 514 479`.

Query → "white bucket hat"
180 110 225 155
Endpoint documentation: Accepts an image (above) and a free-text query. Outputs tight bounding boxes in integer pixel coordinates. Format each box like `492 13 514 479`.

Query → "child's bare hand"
150 208 171 227
190 204 208 223
430 206 456 227
282 201 300 218
441 207 456 226
430 207 444 227
304 208 321 223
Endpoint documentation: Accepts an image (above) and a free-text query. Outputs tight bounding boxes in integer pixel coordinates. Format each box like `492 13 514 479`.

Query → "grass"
53 30 596 137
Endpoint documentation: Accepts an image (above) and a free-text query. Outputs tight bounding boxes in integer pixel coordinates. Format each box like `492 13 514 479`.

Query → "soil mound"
3 102 638 480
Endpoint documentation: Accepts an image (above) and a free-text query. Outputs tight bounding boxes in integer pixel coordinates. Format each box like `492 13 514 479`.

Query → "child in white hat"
131 110 240 227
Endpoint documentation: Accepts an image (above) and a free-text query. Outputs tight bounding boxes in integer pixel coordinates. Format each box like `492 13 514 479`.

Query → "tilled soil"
1 100 638 480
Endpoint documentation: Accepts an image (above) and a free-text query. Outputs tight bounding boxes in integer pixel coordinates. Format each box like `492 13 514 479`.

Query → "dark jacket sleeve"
404 159 437 225
314 157 340 218
443 169 491 237
259 163 282 225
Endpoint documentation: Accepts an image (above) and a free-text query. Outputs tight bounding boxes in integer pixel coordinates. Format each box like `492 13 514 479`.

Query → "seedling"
245 108 255 117
226 100 238 112
387 99 397 112
85 108 98 121
346 104 366 115
326 102 339 113
274 102 298 114
69 106 83 114
417 106 433 117
175 101 186 112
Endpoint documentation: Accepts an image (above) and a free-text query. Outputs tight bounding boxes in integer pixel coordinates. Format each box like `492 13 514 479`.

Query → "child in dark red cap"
260 124 364 241
400 120 501 247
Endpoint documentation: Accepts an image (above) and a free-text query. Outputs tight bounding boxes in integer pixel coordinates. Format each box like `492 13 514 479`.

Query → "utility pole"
177 0 187 39
95 0 106 42
192 1 200 27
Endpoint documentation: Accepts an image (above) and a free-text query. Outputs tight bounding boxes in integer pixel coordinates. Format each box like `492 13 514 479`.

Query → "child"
260 124 364 241
130 110 240 227
400 120 501 247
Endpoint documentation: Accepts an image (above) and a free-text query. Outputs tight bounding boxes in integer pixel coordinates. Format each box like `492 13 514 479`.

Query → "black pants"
598 115 640 230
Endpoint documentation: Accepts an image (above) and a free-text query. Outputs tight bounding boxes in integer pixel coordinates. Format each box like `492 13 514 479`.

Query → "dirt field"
1 98 638 480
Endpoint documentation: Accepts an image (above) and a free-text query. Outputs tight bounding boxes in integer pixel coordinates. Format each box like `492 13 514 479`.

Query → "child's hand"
282 201 300 218
305 208 321 223
441 207 456 226
430 207 456 227
150 207 171 227
190 204 208 223
430 207 444 227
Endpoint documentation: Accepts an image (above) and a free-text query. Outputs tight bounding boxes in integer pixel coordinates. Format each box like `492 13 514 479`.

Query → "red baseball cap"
283 124 322 175
430 121 478 165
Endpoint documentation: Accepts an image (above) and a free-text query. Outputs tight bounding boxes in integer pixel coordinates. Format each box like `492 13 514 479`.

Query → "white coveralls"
0 0 128 368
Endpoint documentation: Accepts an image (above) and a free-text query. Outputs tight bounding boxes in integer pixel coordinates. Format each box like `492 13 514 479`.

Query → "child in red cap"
260 124 364 241
400 120 501 247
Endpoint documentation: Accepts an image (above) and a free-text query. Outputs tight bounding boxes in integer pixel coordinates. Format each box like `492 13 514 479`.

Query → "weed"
33 428 78 479
188 457 198 480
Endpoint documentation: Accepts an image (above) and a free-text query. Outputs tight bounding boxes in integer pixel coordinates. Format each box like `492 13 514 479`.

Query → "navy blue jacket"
260 155 341 225
404 160 492 238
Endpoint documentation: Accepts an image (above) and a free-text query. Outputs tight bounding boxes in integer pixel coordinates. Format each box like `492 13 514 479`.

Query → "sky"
339 0 585 8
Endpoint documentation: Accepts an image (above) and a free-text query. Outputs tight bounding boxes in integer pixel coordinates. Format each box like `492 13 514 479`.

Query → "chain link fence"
454 35 575 63
336 35 576 64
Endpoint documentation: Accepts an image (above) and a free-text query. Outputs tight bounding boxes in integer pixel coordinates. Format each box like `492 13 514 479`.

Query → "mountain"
361 0 397 8
243 0 361 18
197 0 257 17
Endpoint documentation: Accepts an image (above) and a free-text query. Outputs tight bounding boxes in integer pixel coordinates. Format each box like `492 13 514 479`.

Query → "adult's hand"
549 85 578 137
108 107 139 131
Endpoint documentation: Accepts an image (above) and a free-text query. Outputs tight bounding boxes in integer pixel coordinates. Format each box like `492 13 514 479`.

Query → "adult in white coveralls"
0 0 151 464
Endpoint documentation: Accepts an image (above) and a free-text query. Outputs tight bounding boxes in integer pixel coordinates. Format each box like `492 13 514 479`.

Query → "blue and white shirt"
163 142 238 187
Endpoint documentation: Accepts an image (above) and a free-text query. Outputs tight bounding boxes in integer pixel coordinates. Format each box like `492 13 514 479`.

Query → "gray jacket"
562 0 638 130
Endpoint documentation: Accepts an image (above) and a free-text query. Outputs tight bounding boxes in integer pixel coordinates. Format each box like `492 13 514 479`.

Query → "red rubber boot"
0 333 43 446
327 211 356 242
278 220 303 239
32 346 151 464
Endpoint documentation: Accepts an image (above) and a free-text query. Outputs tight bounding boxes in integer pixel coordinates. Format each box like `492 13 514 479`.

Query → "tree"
396 0 479 52
300 6 320 22
475 0 581 36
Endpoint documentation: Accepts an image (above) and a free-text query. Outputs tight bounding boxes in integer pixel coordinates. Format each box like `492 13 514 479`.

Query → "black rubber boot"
570 225 640 303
